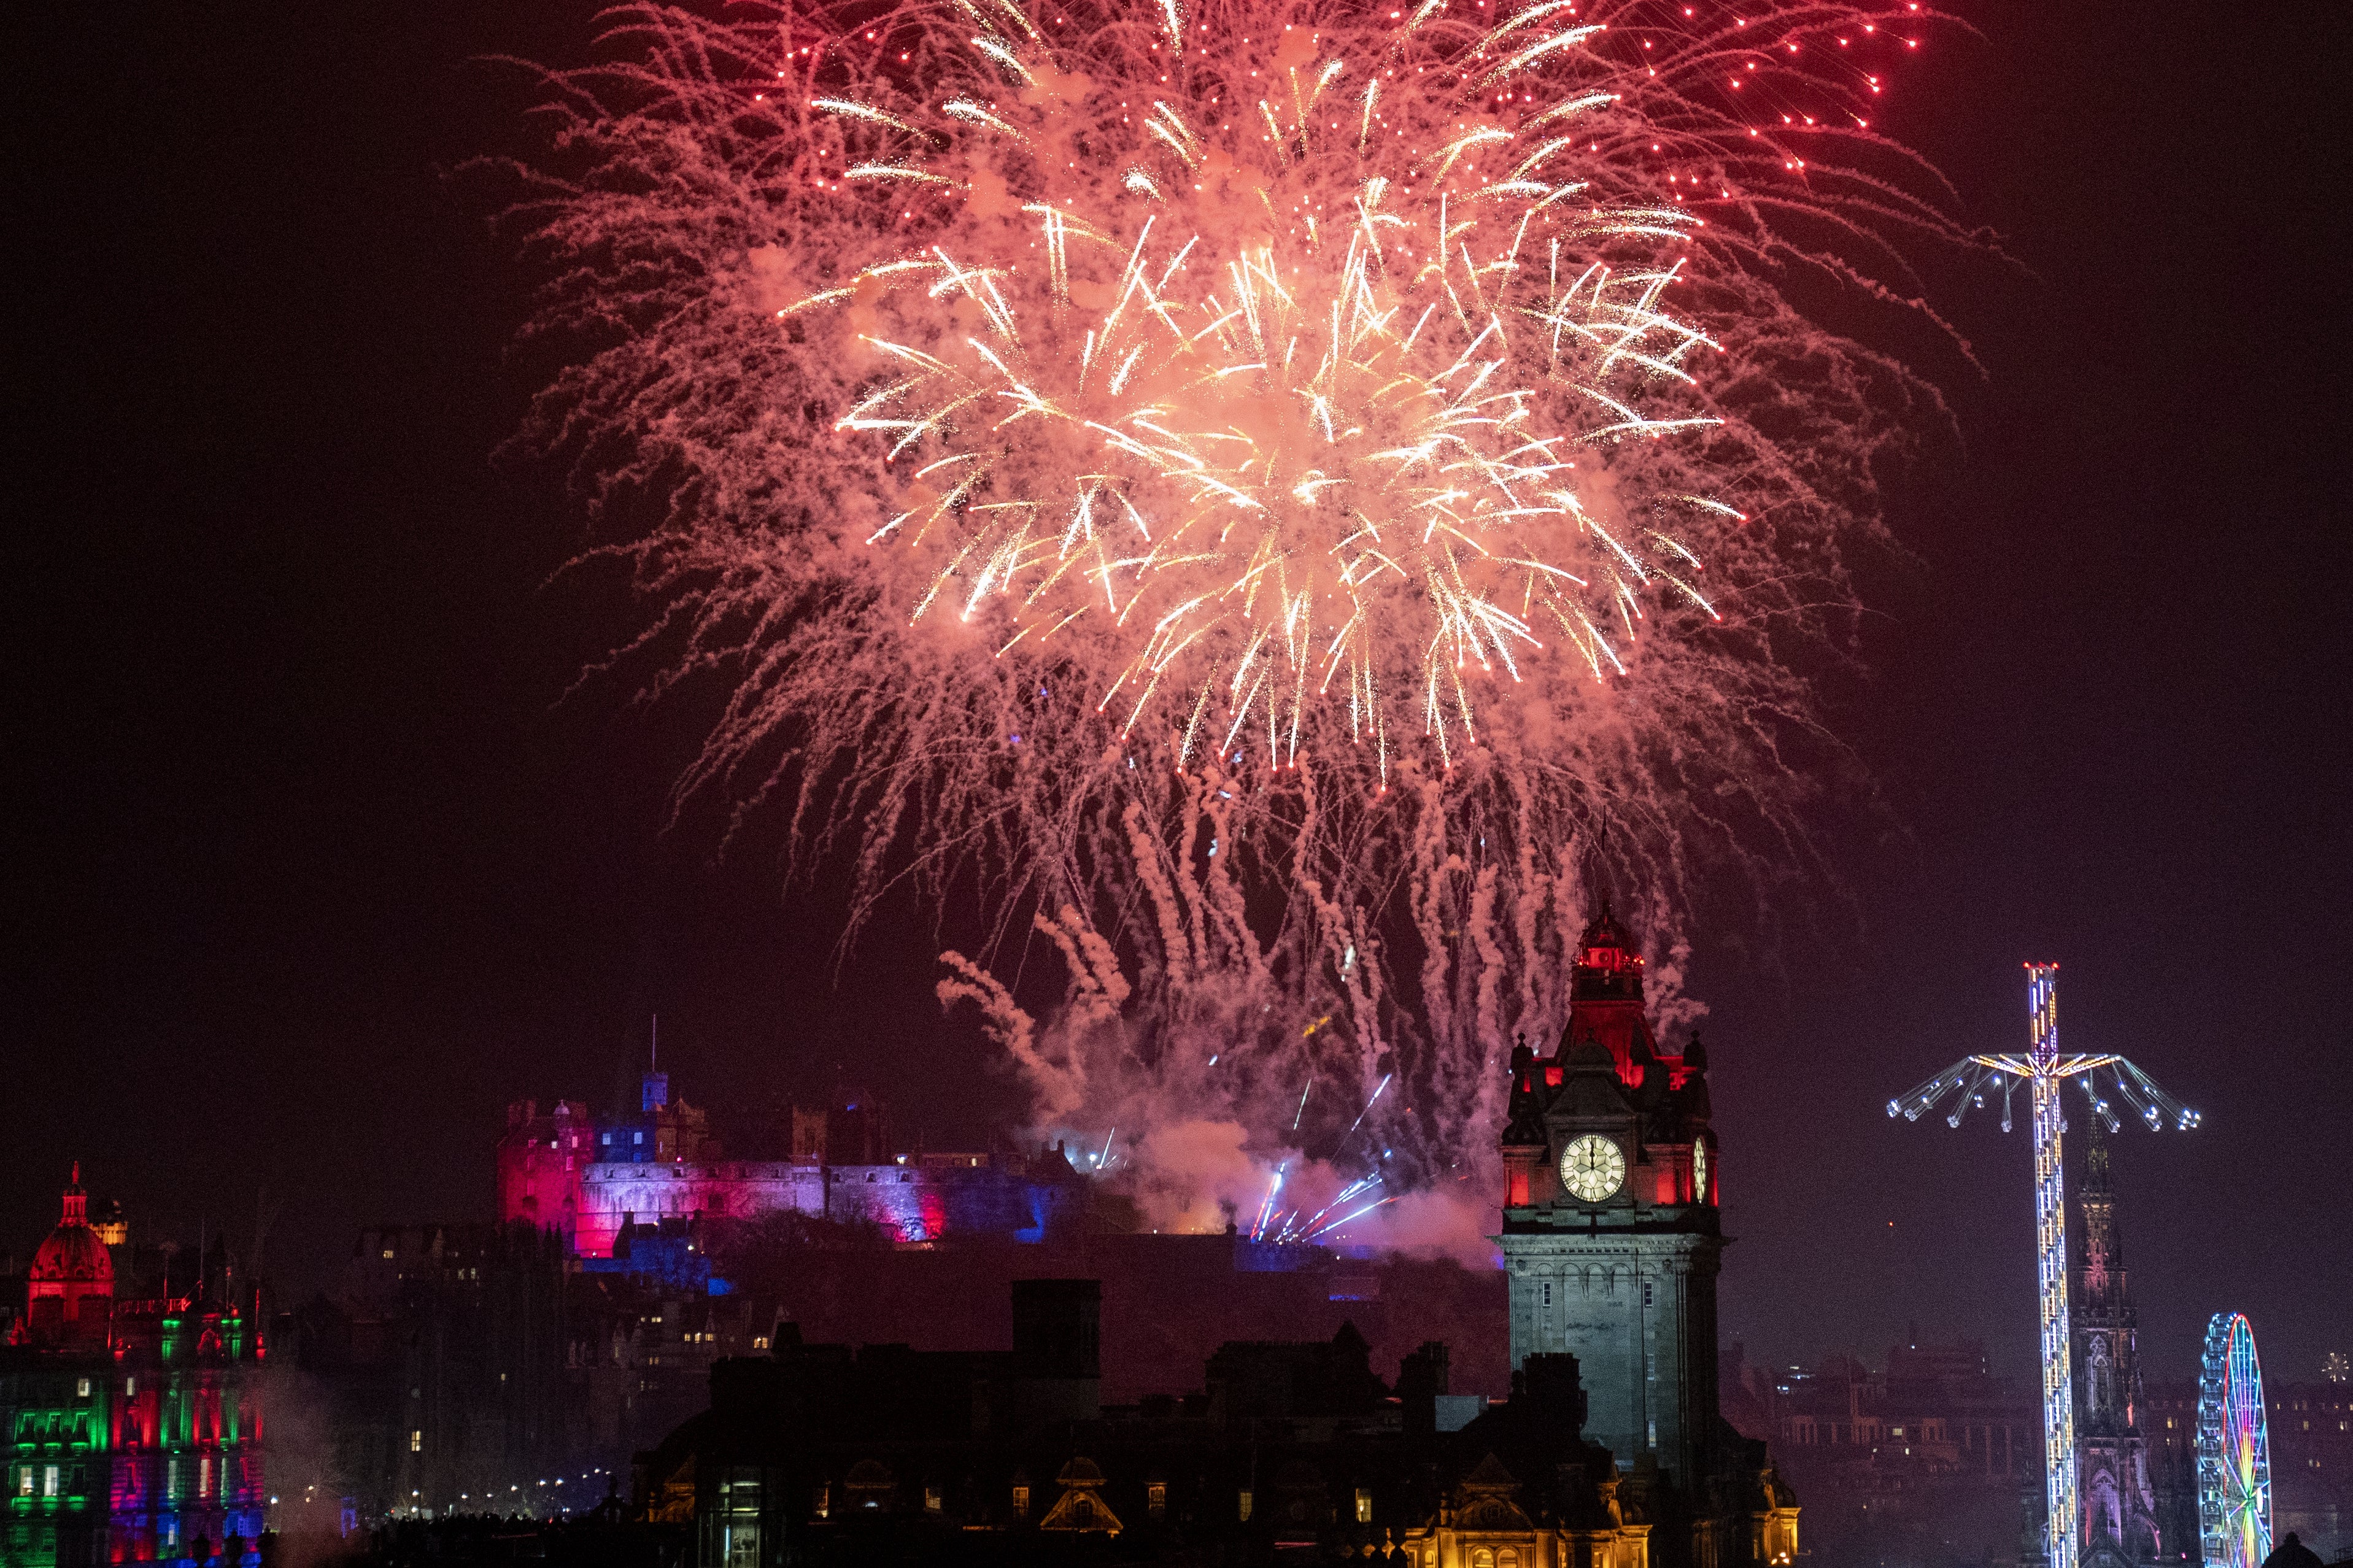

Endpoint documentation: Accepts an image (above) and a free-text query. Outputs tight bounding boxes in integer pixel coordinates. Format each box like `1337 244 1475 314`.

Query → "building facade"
649 1278 1711 1567
1753 1338 2039 1564
2 1171 268 1567
296 1222 575 1518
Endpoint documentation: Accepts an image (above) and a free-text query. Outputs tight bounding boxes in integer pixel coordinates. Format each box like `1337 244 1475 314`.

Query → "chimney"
1398 1341 1450 1439
1521 1352 1588 1434
1011 1279 1100 1379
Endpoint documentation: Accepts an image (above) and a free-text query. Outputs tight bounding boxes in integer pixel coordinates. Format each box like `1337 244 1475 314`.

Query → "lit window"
410 1431 423 1453
925 1486 942 1513
44 1465 60 1497
76 1378 91 1398
1355 1488 1374 1523
382 1249 395 1260
814 1484 830 1520
1238 1489 1253 1522
16 1469 31 1497
1148 1482 1167 1519
125 1378 135 1397
1011 1485 1029 1515
635 1132 644 1145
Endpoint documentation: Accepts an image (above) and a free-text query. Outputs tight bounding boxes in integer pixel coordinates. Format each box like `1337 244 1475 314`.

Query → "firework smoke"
511 0 1963 1244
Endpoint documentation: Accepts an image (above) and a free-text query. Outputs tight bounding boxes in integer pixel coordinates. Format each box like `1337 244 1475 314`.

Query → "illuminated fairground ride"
2198 1311 2274 1568
1887 964 2200 1568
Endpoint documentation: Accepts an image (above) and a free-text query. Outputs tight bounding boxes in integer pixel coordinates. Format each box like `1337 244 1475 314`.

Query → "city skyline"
7 0 2348 1419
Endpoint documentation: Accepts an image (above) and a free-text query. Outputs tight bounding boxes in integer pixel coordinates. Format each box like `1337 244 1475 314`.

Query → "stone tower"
2075 1116 2162 1566
1497 903 1721 1497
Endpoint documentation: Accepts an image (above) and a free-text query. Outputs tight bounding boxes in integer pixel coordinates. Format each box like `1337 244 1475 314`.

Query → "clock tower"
1497 902 1723 1502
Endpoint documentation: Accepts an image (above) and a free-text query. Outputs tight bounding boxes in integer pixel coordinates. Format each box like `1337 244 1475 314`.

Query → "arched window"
1473 1550 1497 1568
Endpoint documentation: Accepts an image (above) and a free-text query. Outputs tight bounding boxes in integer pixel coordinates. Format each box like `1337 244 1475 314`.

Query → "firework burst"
512 0 1963 1233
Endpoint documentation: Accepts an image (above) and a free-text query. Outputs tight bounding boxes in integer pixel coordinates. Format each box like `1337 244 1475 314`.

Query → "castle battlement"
498 1067 1091 1257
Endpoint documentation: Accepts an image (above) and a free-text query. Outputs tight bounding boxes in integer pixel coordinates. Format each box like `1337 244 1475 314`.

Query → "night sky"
8 0 2346 1387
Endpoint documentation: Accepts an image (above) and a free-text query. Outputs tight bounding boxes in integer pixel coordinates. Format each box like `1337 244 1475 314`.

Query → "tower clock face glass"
1560 1135 1626 1203
1692 1139 1709 1203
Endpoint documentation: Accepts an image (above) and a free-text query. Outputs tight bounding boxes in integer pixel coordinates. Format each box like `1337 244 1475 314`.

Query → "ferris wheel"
2198 1311 2274 1568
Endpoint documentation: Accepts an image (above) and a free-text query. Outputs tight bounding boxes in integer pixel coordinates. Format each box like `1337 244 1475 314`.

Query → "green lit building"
2 1171 267 1566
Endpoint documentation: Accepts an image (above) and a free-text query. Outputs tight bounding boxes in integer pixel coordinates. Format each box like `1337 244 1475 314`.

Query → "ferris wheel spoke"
2198 1311 2274 1568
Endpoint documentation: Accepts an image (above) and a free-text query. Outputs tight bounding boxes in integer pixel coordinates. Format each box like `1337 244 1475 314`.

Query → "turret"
1563 897 1658 1087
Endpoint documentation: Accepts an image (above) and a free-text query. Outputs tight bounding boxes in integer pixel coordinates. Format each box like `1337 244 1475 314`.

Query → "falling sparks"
514 0 1968 1221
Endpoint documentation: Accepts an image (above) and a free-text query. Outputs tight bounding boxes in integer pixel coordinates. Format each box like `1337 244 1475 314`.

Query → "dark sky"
7 0 2346 1388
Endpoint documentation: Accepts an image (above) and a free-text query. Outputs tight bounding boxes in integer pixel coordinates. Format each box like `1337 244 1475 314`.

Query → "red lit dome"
21 1165 114 1348
32 1221 113 1285
30 1164 113 1288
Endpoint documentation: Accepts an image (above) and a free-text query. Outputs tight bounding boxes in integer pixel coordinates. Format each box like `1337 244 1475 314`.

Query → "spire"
2082 1105 2112 1196
1577 889 1633 955
61 1163 88 1226
1561 892 1655 1086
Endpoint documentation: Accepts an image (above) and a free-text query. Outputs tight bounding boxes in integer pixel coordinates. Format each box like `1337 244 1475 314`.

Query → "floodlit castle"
497 1064 1092 1258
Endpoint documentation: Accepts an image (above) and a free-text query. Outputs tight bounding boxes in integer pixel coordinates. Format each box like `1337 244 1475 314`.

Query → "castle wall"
574 1161 1086 1255
576 1164 827 1257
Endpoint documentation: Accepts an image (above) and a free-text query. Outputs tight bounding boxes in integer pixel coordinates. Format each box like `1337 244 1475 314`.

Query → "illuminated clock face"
1692 1140 1709 1203
1560 1135 1626 1203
